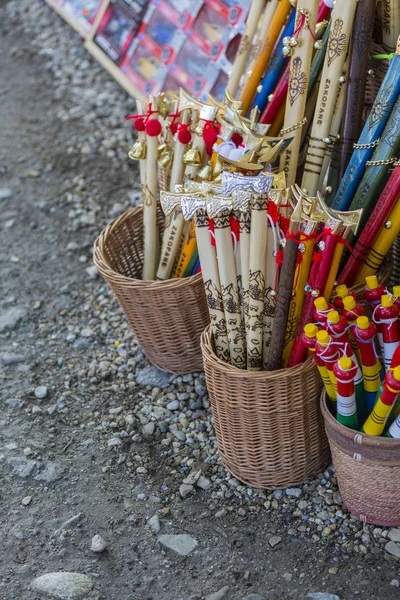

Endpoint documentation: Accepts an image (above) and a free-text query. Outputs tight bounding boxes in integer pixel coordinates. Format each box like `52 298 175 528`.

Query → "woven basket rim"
93 206 203 290
201 324 315 380
321 390 400 449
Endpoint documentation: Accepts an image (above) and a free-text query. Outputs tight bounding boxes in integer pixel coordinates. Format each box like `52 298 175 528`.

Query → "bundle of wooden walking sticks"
126 0 400 374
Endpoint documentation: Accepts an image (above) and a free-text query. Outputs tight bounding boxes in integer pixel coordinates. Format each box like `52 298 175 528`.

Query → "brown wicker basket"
321 392 400 526
93 207 209 374
201 325 330 489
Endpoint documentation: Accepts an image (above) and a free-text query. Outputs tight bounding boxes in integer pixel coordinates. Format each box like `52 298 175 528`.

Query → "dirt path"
0 3 399 600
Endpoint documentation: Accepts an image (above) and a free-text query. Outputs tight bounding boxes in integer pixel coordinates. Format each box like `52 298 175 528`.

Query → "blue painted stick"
252 9 296 113
331 42 400 210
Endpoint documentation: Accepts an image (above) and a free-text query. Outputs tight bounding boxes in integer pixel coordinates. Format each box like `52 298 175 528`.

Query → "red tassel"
170 121 179 136
275 250 283 266
268 201 279 224
280 216 290 233
312 252 322 263
296 254 303 265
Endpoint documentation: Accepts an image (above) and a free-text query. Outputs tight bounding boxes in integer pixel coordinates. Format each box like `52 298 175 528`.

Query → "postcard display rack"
45 0 252 102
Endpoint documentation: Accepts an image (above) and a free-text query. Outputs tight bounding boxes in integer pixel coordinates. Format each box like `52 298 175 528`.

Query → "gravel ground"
1 2 400 599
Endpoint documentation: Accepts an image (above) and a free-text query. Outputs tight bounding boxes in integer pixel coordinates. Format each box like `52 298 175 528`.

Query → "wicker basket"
201 326 330 489
321 393 400 526
93 207 209 374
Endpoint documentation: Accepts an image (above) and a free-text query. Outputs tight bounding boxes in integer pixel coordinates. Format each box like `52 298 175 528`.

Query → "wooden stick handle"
247 194 269 370
156 110 190 280
227 0 267 98
279 0 319 186
301 0 358 196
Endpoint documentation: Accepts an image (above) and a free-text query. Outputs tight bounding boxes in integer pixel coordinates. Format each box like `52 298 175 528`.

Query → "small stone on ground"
31 572 93 599
158 534 197 556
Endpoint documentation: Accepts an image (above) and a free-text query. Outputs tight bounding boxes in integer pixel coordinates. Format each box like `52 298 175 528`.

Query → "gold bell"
183 145 201 166
128 139 147 160
158 142 168 155
197 163 213 181
212 155 223 178
158 150 173 170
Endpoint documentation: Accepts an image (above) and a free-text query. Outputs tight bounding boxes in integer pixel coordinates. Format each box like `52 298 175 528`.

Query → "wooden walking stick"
266 196 303 370
339 0 376 178
142 96 161 280
240 0 293 114
381 0 400 53
242 0 281 95
301 0 358 196
227 0 268 98
247 182 274 370
207 194 247 369
332 38 400 210
179 194 231 363
156 109 190 280
279 0 319 187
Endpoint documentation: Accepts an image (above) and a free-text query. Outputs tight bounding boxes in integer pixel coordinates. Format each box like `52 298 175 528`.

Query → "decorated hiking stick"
354 185 400 284
339 164 400 286
325 310 366 416
322 207 363 302
207 194 246 369
179 193 231 363
263 194 283 367
301 0 358 196
252 8 296 113
279 0 319 187
243 0 281 93
339 0 376 179
288 194 342 366
266 197 303 370
302 323 337 402
282 193 319 367
317 63 348 192
332 39 400 211
333 356 359 429
354 316 383 415
381 0 400 53
142 97 161 280
129 99 147 206
156 108 190 280
347 95 400 232
363 366 400 436
247 180 275 370
227 0 267 98
315 329 339 398
240 0 292 114
373 295 400 370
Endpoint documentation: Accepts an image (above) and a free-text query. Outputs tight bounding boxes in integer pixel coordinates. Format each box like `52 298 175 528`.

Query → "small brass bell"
197 163 213 181
183 145 201 166
128 139 147 160
158 150 173 170
212 155 223 178
158 142 168 156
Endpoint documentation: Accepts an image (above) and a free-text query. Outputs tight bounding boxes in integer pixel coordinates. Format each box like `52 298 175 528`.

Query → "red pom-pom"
145 119 162 136
134 117 145 132
231 132 243 147
178 128 192 144
268 201 279 224
170 121 179 136
206 143 214 156
203 123 218 146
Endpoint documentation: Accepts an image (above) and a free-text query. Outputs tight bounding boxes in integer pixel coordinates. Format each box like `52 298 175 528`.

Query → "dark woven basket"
93 207 210 374
321 392 400 526
201 325 330 489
